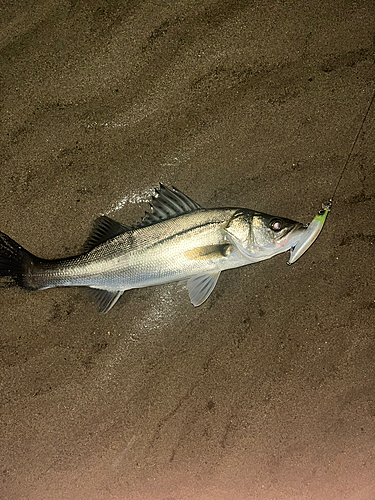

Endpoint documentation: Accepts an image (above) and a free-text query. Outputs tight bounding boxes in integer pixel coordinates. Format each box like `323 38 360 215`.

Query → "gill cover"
223 210 259 262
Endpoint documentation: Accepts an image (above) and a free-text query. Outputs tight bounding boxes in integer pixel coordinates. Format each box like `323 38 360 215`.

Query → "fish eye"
269 219 283 232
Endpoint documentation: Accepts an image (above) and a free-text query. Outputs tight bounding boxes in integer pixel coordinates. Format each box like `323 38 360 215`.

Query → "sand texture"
0 1 374 499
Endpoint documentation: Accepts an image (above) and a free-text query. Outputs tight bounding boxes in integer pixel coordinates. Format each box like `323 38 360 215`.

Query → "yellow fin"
184 244 230 261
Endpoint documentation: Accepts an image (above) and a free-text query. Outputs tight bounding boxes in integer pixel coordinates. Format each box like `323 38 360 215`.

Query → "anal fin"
186 272 221 307
84 287 124 313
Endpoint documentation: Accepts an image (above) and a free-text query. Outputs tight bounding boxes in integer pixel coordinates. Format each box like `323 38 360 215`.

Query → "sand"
0 1 374 499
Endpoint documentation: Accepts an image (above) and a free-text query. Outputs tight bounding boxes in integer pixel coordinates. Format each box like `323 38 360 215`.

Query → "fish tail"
0 231 39 290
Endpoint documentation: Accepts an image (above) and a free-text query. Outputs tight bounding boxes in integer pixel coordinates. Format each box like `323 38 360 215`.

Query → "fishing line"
288 87 375 264
330 87 375 202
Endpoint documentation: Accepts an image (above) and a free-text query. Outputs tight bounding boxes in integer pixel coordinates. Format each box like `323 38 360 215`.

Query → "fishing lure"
288 200 331 264
288 88 374 265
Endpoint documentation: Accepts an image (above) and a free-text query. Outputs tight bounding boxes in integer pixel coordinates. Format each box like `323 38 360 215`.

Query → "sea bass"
0 185 306 313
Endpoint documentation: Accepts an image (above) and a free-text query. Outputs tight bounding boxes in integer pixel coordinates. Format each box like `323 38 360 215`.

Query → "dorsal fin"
139 184 202 227
84 216 130 252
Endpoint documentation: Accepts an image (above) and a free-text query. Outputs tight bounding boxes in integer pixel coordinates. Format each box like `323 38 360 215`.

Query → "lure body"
288 201 331 265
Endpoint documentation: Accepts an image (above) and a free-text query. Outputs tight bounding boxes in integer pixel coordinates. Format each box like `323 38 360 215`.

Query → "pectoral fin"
187 272 221 307
184 244 230 261
85 287 124 313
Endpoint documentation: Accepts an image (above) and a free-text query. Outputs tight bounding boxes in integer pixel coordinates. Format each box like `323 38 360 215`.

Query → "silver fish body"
31 209 239 289
0 185 305 312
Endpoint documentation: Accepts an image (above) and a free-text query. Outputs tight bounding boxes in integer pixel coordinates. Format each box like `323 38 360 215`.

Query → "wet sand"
0 1 374 499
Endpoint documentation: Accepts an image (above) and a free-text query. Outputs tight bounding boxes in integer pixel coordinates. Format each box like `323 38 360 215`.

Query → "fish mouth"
280 222 306 250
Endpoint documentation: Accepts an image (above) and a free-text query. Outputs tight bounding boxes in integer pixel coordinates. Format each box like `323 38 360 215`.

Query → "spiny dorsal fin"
84 216 130 252
139 184 202 227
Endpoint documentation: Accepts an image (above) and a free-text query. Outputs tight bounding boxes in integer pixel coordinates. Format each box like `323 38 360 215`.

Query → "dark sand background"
0 1 374 499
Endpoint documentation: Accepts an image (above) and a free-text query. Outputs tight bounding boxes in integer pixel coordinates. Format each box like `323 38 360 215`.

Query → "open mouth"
278 223 305 248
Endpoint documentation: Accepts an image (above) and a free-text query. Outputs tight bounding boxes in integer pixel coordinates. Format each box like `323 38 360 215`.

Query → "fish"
0 184 306 313
287 201 331 265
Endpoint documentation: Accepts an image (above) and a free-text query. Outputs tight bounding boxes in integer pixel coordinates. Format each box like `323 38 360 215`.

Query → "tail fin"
0 231 36 289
